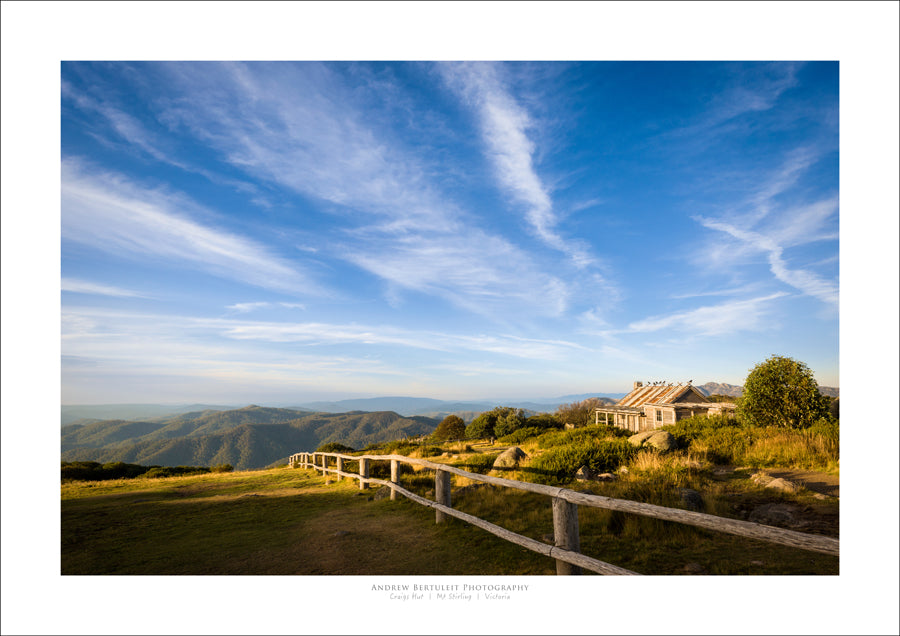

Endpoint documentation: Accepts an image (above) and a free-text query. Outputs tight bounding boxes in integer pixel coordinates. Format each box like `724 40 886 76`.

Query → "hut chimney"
634 381 643 390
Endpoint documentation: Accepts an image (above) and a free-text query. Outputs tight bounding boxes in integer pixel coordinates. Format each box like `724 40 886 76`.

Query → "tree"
737 355 828 429
555 397 604 428
465 406 519 439
432 415 467 441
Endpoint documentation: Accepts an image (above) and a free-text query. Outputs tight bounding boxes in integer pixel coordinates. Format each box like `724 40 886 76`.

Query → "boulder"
493 446 528 469
679 488 704 511
628 430 677 452
372 486 392 501
596 473 616 481
765 478 801 493
683 562 706 574
575 466 593 481
748 503 801 527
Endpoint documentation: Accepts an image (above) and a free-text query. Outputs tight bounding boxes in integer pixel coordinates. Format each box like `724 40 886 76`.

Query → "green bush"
497 427 544 445
317 442 355 453
530 439 636 481
536 425 627 449
210 463 234 473
456 453 500 474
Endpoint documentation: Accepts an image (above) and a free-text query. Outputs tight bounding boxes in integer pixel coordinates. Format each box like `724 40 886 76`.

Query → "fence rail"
289 451 839 575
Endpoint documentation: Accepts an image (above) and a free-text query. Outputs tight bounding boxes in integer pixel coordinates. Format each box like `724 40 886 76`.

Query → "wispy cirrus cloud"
63 306 586 362
439 62 594 268
226 301 306 314
149 62 576 318
62 278 147 298
61 160 326 297
622 292 789 336
695 215 838 306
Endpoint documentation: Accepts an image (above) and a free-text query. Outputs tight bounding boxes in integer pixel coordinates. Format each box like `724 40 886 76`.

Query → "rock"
749 503 801 527
750 472 773 486
617 466 629 474
575 466 593 481
628 431 656 446
492 446 528 469
712 466 734 476
628 430 676 452
679 488 704 511
372 486 392 501
332 530 351 538
765 477 801 493
596 473 616 481
683 562 706 574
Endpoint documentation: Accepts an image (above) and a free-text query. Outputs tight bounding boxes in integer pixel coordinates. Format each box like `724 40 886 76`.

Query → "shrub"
317 442 355 453
737 355 828 429
536 425 627 449
210 464 234 473
525 412 562 431
530 439 636 481
456 453 500 475
497 426 544 445
431 415 467 442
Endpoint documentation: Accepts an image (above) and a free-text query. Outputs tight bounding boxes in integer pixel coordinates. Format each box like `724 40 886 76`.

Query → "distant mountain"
61 407 439 470
696 383 839 398
294 393 627 418
61 403 239 427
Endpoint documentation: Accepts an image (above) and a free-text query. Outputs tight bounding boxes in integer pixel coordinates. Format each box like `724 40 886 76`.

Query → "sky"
59 60 841 404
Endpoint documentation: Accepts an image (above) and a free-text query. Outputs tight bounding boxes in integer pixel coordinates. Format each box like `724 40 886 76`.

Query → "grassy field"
61 468 558 575
62 451 839 575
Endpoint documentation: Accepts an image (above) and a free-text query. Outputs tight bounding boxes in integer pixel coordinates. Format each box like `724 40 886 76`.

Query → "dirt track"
763 469 839 497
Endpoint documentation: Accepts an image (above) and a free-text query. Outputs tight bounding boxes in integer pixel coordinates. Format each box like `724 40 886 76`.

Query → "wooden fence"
289 451 839 575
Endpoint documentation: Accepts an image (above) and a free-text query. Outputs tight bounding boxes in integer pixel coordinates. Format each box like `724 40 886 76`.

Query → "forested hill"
61 407 439 470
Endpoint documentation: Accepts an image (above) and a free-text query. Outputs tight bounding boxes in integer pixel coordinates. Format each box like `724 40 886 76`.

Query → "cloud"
149 62 577 318
61 160 326 297
623 292 789 336
62 278 146 298
62 306 586 362
439 62 594 268
695 216 838 306
226 302 307 313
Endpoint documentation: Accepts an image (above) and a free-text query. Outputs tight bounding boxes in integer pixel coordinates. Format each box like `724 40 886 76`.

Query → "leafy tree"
525 412 563 431
493 409 527 438
431 415 467 441
555 397 605 429
465 406 520 439
737 355 828 429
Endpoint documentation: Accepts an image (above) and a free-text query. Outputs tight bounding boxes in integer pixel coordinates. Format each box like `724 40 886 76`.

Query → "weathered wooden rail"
288 451 839 575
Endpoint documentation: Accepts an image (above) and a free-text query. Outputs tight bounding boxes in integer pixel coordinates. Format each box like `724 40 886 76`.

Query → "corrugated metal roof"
617 383 707 408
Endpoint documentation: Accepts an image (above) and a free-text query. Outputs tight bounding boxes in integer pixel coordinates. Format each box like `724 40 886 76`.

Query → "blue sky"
60 61 840 404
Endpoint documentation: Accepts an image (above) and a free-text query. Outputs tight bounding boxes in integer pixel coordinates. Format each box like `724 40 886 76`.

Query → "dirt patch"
762 469 839 497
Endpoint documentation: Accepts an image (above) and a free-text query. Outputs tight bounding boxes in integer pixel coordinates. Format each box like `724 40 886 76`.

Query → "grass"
62 468 557 575
62 417 840 576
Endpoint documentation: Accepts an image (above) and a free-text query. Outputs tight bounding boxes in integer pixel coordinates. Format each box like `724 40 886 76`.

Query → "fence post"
321 455 328 477
552 497 581 575
435 469 451 524
390 459 399 500
359 458 370 490
336 456 344 481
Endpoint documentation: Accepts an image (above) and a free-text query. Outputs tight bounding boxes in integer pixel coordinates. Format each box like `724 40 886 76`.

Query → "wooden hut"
594 381 735 433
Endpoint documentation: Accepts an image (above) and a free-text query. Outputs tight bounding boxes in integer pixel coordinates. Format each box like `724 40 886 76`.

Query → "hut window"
656 410 662 422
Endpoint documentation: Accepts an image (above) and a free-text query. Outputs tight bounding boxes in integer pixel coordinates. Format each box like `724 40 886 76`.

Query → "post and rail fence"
288 451 839 575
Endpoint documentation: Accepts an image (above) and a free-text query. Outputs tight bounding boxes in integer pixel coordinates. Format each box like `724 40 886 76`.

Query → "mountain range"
61 407 439 470
60 384 838 470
